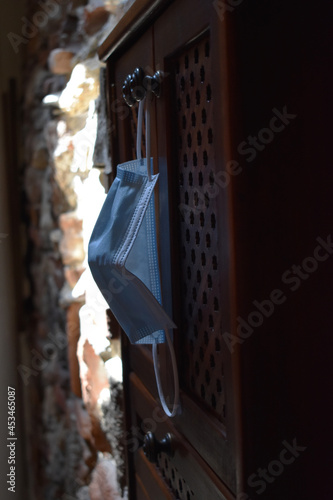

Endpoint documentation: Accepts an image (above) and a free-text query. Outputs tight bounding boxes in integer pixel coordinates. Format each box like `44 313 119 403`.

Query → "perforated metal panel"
172 36 226 421
156 453 195 500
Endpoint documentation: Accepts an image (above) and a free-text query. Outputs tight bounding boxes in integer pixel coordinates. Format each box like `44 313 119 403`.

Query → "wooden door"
153 0 239 495
104 1 239 498
100 0 333 497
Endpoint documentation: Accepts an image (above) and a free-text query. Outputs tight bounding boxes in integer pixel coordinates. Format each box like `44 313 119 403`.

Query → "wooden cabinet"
99 1 333 498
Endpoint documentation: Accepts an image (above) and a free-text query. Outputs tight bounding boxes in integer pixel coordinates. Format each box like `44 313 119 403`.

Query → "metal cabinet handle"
143 431 174 463
122 67 163 107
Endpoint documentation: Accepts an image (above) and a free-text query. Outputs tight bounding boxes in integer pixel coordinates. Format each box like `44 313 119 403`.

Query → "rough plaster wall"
19 1 132 498
0 0 132 498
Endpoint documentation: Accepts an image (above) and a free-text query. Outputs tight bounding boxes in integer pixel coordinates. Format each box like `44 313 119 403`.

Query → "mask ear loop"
153 328 180 417
145 94 152 181
136 96 152 182
139 91 180 416
136 98 145 161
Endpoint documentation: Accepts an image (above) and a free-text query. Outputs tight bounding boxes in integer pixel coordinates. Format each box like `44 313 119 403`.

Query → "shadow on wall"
0 1 26 499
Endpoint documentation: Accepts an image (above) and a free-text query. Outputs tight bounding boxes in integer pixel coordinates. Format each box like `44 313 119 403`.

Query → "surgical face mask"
88 97 179 417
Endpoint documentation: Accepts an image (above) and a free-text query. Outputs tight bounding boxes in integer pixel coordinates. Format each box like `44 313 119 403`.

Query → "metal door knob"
122 68 163 107
130 67 146 102
122 74 136 107
143 70 163 97
143 431 174 463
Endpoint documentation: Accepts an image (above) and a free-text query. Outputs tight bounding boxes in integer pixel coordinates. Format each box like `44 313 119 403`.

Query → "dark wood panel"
135 449 174 500
113 27 155 166
226 1 333 498
130 372 235 500
110 0 240 494
135 474 150 500
154 0 240 493
113 22 174 392
111 26 169 500
99 0 174 61
129 343 236 490
102 1 333 498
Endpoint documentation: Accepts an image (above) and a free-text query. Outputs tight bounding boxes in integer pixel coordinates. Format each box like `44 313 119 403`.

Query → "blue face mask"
88 97 179 417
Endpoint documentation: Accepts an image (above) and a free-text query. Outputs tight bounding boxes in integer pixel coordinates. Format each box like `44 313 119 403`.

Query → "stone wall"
20 1 132 498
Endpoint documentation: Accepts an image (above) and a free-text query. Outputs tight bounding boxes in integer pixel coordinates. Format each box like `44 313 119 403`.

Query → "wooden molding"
98 0 174 61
